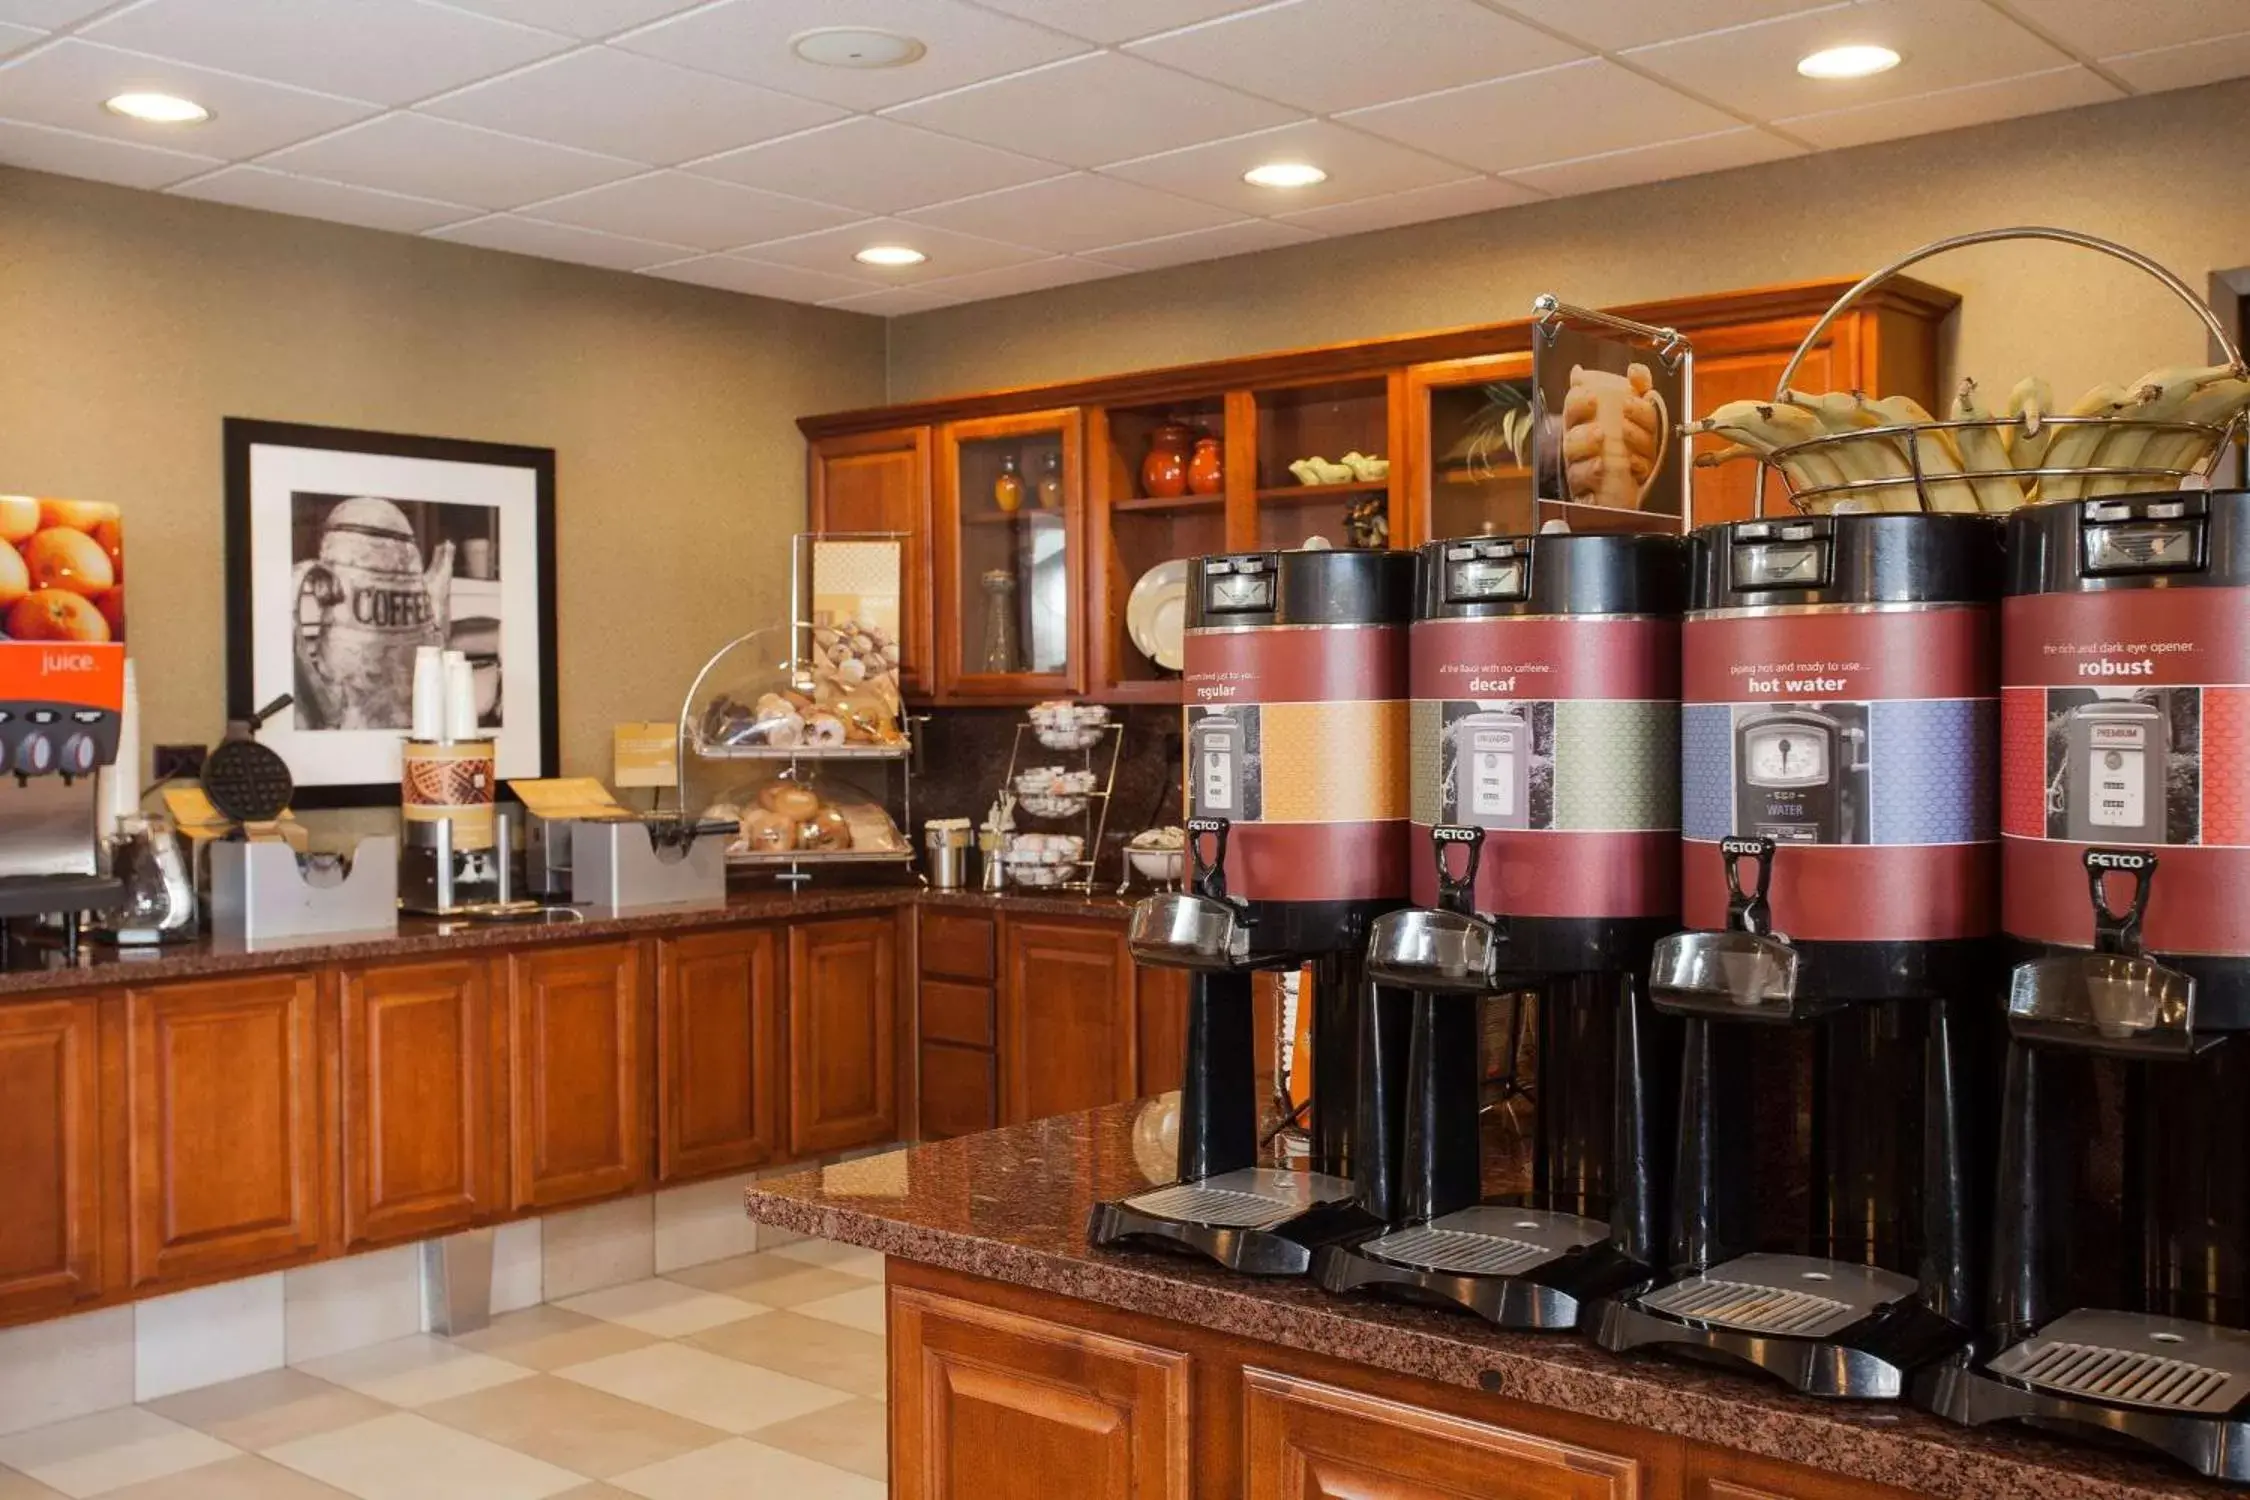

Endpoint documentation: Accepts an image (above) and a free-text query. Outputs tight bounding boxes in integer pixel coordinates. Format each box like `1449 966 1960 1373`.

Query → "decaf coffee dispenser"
1088 547 1416 1275
1932 491 2250 1479
1595 512 2004 1399
1314 532 1685 1326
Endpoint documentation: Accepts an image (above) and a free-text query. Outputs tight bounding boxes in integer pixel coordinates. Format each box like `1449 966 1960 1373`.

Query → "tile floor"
0 1240 889 1500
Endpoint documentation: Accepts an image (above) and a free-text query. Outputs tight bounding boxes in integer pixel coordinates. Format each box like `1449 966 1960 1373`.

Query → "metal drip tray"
1990 1311 2250 1416
1122 1168 1353 1230
1364 1207 1605 1278
1640 1254 1916 1340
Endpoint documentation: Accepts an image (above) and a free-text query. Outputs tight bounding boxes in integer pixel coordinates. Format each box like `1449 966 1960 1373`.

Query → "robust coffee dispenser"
1932 491 2250 1479
1088 547 1415 1275
1313 532 1685 1327
1595 511 2003 1399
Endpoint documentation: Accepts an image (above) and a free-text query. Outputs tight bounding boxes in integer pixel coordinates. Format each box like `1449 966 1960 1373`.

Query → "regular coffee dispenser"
1089 546 1417 1275
1931 490 2250 1479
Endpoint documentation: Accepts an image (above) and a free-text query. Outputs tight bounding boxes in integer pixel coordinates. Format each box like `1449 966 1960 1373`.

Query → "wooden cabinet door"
127 973 327 1287
339 958 493 1249
1000 916 1134 1125
918 1042 997 1141
0 998 105 1319
656 927 781 1182
505 943 649 1210
1684 1443 1924 1500
1244 1368 1646 1500
810 426 933 695
787 916 898 1156
1135 966 1189 1100
932 408 1086 700
891 1284 1190 1500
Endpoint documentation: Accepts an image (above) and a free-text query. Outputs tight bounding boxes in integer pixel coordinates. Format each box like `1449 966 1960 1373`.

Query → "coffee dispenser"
1595 511 2003 1399
1932 491 2250 1479
1315 532 1685 1327
1088 547 1415 1275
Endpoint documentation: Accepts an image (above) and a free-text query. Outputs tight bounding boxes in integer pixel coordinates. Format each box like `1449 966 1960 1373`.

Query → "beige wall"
888 78 2250 409
0 165 886 790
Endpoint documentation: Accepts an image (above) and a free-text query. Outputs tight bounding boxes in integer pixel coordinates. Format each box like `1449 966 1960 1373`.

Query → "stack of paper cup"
442 650 479 741
411 646 444 741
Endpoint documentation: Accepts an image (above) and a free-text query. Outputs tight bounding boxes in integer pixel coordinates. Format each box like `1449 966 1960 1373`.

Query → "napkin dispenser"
570 816 730 912
210 835 399 943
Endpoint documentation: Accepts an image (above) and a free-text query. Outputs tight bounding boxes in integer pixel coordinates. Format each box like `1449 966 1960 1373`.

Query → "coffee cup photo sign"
225 419 557 805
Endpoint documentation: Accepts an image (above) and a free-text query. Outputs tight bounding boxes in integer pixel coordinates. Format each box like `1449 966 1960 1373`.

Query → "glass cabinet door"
935 410 1084 697
1404 354 1538 546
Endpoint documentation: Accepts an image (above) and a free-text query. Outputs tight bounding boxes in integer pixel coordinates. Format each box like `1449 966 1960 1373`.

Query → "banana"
2088 363 2241 497
1692 402 1848 509
1864 394 1980 512
1951 378 2027 513
2037 383 2133 503
2006 375 2055 467
2137 375 2250 483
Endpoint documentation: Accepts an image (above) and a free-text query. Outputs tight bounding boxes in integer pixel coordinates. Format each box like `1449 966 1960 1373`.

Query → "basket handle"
1774 226 2249 398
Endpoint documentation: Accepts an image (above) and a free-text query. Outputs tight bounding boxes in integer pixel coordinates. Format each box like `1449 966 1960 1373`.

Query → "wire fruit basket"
1695 227 2250 516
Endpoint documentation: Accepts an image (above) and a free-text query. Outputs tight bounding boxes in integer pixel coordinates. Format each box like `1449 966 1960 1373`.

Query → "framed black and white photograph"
224 418 557 805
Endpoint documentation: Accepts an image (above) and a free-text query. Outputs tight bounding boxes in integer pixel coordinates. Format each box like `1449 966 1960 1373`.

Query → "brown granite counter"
0 881 1140 1000
745 1101 2232 1500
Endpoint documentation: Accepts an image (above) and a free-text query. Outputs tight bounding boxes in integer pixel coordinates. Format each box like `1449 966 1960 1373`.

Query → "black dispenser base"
1924 1359 2250 1484
1314 1214 1654 1330
1087 1173 1384 1278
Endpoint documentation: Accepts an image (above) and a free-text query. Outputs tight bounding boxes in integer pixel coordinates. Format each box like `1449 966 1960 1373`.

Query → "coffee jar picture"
225 419 557 805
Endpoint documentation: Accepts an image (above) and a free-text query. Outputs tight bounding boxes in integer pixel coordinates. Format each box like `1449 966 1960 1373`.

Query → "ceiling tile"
421 45 843 165
1485 0 1833 51
897 254 1126 302
0 115 221 188
1505 126 1802 197
520 170 855 250
616 0 1089 111
1085 217 1319 271
1623 0 2076 121
686 116 1060 214
82 0 570 106
1127 0 1584 115
888 50 1300 169
645 254 883 302
1777 65 2121 150
1342 59 1741 173
264 113 642 210
0 0 112 26
1273 174 1543 235
817 284 956 315
0 39 378 157
1997 0 2246 57
170 164 473 232
0 20 41 54
964 0 1270 45
2104 28 2250 92
1104 119 1477 215
429 212 692 270
438 0 704 39
904 172 1241 255
746 215 1048 279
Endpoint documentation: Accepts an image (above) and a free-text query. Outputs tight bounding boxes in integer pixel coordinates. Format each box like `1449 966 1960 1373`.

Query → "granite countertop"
0 881 1142 1000
746 1101 2233 1500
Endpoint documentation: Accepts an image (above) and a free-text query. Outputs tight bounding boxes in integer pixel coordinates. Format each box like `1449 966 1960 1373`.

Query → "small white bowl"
1127 847 1184 885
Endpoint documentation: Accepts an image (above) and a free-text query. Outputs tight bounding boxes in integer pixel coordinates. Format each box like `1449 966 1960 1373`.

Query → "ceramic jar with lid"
1142 423 1192 499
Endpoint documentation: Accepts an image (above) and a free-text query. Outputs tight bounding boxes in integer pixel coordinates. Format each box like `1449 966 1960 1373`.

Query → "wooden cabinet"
338 959 493 1249
1134 966 1189 1099
810 426 933 694
126 973 327 1287
919 908 999 1141
788 916 899 1156
999 916 1135 1126
1682 1445 1925 1500
890 1283 1191 1500
655 927 782 1182
1244 1369 1645 1500
0 998 105 1319
505 943 649 1211
932 409 1086 699
919 1043 997 1142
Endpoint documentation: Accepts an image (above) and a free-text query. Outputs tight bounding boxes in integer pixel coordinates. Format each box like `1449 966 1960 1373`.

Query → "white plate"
1127 559 1189 671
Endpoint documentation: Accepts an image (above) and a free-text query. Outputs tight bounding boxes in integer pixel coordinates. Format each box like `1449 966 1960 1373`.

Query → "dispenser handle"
2084 847 2157 957
1431 825 1483 917
1721 835 1775 937
1186 816 1230 902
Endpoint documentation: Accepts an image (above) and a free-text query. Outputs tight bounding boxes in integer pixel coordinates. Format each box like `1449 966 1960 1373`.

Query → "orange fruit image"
23 526 115 598
94 586 126 641
37 498 116 532
91 516 124 582
0 544 26 613
0 496 37 545
8 588 110 642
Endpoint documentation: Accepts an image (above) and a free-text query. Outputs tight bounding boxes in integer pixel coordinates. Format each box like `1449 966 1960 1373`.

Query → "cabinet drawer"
922 910 995 982
923 979 995 1048
919 1043 997 1140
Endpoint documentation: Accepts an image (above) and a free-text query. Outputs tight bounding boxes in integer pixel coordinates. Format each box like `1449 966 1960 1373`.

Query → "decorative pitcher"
291 497 453 730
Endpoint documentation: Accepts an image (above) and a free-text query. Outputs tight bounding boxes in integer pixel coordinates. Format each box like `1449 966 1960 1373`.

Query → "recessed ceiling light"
1796 43 1901 80
1243 161 1327 189
792 27 926 69
855 245 927 267
103 91 211 125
